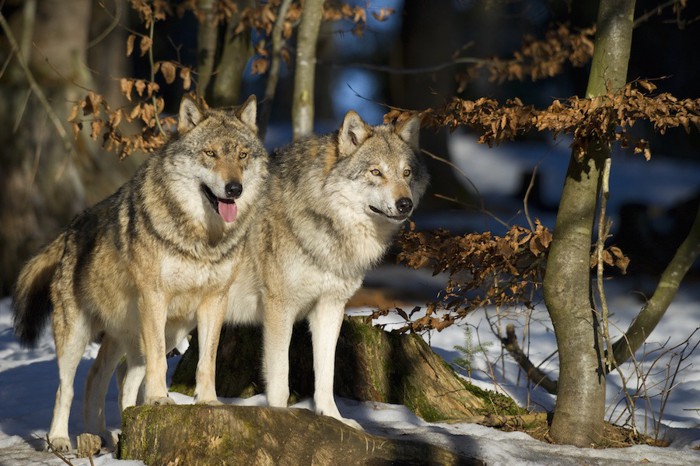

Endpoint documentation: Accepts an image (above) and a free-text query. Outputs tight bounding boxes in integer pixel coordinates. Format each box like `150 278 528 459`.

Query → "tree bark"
291 0 323 139
542 0 635 447
196 0 218 99
118 404 482 465
542 145 608 447
212 0 254 107
259 0 293 140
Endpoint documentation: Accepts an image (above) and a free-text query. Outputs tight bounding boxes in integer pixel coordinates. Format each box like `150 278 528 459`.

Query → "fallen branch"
477 412 549 429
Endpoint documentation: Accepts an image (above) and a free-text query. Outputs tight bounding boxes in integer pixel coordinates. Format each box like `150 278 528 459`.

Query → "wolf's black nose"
225 181 243 198
396 197 413 214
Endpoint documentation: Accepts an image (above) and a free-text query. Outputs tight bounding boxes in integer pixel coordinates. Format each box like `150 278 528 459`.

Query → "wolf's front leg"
262 297 295 408
307 299 363 430
138 291 173 405
193 293 227 405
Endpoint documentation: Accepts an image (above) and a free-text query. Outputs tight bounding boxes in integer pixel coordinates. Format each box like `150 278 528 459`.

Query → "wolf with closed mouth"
12 95 268 450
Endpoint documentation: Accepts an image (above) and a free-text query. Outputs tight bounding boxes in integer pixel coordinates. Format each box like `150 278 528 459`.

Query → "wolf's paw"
147 396 175 406
195 398 223 406
197 399 223 406
47 436 71 452
316 401 363 431
338 416 364 431
319 410 364 431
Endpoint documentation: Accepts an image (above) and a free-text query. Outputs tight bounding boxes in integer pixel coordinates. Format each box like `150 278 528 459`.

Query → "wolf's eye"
403 169 412 177
370 168 382 177
239 151 248 160
204 150 217 158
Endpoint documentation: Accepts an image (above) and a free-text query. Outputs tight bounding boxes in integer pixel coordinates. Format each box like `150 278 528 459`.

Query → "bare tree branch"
611 201 700 366
595 156 613 370
501 323 558 394
147 17 165 136
19 0 37 61
88 0 123 49
633 0 685 28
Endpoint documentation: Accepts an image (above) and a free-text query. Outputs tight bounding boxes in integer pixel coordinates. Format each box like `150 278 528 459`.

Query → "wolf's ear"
178 96 204 133
395 114 421 152
338 110 370 156
236 95 258 133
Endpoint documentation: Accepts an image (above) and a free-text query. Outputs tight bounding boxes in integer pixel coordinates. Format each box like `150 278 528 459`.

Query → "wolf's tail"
12 233 65 347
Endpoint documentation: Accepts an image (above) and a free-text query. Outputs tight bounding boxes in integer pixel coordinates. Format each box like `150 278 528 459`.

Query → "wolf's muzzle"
396 197 413 215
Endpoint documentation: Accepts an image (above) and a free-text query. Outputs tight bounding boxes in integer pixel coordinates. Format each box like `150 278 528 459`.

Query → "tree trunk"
0 0 92 294
392 0 468 210
259 0 293 139
542 145 608 447
196 0 218 99
291 0 323 139
118 404 482 465
212 0 254 107
542 0 635 447
171 318 520 422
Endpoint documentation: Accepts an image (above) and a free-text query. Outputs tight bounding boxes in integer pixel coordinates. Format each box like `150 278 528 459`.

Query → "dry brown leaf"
120 78 134 101
126 34 136 57
83 91 102 117
251 58 269 75
139 36 152 57
71 122 82 139
90 120 103 141
109 109 122 129
372 8 394 22
180 67 192 90
160 61 177 84
134 80 147 97
147 82 160 98
67 104 79 123
128 104 141 121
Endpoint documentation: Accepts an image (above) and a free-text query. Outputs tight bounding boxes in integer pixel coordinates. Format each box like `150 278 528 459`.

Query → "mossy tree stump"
171 317 520 421
118 404 483 465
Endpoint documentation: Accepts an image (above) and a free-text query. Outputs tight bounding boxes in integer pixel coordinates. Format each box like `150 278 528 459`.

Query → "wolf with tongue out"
12 95 269 451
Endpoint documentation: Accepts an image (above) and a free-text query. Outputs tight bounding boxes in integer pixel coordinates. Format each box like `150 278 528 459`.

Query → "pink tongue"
217 200 238 223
